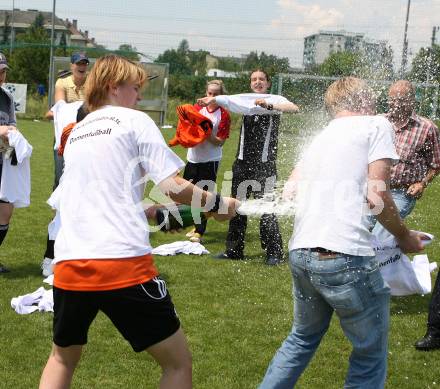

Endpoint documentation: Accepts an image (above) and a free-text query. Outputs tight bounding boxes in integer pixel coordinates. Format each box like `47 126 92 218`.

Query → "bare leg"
146 328 192 389
39 344 83 389
0 202 13 225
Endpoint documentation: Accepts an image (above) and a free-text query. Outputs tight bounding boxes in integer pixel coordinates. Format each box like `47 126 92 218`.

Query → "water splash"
237 192 297 217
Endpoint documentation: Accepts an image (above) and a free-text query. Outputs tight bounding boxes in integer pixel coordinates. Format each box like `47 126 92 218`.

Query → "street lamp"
48 0 56 108
400 0 411 77
9 0 15 55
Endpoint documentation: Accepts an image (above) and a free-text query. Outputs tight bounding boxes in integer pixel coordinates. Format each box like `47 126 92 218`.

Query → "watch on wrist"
267 103 273 111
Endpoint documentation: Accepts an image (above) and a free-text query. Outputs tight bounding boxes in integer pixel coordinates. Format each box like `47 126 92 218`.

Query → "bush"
16 93 48 120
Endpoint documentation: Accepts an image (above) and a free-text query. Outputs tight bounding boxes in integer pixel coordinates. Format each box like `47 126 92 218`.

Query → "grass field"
0 115 439 389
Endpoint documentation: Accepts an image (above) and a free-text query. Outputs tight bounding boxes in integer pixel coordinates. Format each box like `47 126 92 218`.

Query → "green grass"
0 116 439 389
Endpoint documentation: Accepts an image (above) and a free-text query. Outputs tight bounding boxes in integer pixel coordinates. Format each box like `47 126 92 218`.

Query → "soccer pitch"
0 117 439 388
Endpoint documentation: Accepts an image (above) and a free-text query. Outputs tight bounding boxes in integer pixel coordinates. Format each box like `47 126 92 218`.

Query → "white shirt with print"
49 106 184 262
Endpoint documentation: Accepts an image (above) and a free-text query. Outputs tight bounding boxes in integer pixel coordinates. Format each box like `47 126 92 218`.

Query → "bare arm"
158 174 239 221
206 132 226 146
282 167 300 201
254 98 299 113
367 159 423 253
54 85 67 103
407 168 439 198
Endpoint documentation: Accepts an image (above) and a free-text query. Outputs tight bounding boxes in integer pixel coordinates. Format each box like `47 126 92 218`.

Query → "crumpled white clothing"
373 230 437 296
152 241 209 256
11 287 54 314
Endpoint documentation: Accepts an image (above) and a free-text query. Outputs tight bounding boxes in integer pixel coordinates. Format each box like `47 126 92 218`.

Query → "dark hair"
76 104 89 122
250 69 270 83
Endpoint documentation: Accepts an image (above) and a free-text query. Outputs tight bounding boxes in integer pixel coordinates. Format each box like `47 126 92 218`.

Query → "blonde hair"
84 55 146 112
207 79 227 95
324 77 375 116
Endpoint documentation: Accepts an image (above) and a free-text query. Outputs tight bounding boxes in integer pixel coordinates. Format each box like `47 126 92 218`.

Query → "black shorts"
183 160 219 189
53 276 180 352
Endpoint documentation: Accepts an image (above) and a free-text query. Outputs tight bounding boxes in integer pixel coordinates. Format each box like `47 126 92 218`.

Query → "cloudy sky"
4 0 440 69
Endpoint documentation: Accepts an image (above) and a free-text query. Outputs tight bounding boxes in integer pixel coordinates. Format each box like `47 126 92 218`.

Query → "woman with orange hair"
39 55 239 389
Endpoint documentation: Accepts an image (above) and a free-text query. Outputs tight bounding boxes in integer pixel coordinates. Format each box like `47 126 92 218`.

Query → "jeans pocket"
316 281 365 317
367 267 390 297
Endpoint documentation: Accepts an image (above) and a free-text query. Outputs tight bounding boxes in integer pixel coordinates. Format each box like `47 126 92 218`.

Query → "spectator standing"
198 70 299 265
184 80 231 243
0 52 33 272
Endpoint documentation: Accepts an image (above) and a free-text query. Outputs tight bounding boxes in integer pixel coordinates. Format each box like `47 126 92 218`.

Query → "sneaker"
185 228 196 238
189 233 203 243
212 252 244 261
265 257 285 266
0 263 10 273
41 257 54 277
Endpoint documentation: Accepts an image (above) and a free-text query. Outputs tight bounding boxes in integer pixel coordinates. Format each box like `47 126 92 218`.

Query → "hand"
407 182 425 199
206 197 241 222
254 99 268 108
0 125 13 139
396 230 425 254
197 97 216 107
282 180 297 201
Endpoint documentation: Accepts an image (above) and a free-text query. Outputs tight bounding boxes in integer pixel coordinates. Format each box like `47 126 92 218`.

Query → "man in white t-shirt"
258 77 424 389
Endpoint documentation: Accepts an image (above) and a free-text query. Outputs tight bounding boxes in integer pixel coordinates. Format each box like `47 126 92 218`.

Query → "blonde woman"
39 55 239 389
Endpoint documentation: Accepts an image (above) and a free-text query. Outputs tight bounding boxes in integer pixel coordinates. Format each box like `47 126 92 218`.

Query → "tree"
188 49 209 75
32 12 45 31
243 51 289 75
411 45 440 83
2 12 11 45
59 32 67 56
177 39 189 55
316 51 363 77
156 48 191 75
116 44 140 61
217 56 241 72
155 40 193 75
8 22 50 90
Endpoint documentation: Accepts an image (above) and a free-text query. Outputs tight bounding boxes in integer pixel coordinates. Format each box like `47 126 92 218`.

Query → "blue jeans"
259 250 390 389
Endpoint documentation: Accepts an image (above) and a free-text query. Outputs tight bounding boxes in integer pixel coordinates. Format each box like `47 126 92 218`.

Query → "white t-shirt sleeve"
135 116 185 184
215 93 287 115
266 95 290 105
368 116 399 163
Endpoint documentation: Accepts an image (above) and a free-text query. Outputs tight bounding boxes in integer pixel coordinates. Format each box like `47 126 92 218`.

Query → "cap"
71 52 89 65
0 52 9 70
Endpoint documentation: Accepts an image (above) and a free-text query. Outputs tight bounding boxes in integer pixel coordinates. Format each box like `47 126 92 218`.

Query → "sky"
2 0 440 69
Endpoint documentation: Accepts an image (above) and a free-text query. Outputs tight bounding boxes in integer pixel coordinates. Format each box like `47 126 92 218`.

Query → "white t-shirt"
290 115 399 257
187 106 226 163
0 130 33 208
51 100 84 150
215 93 289 116
49 106 184 262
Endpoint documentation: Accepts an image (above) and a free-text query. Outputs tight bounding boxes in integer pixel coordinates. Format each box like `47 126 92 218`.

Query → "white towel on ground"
152 241 209 256
11 287 54 314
